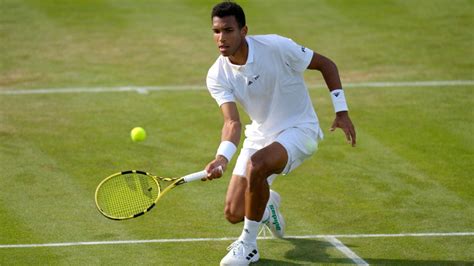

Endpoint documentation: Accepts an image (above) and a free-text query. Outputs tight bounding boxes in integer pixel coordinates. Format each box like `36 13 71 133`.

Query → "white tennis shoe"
220 240 259 266
262 189 285 238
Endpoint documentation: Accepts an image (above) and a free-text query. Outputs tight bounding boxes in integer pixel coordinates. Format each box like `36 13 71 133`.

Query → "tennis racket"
95 168 213 220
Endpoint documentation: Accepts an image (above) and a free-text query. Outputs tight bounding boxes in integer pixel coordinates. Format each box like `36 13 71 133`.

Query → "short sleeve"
275 35 314 73
206 65 235 107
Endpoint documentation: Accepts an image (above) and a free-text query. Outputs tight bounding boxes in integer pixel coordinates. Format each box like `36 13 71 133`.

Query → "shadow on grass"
254 238 344 265
257 238 474 265
284 238 354 264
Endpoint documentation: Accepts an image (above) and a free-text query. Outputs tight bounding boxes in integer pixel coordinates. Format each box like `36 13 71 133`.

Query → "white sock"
238 217 260 245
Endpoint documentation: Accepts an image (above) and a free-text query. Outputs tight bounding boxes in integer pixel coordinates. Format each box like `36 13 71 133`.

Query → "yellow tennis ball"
130 127 146 142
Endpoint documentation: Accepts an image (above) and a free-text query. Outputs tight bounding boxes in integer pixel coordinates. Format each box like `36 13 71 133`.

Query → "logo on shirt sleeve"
301 46 306 53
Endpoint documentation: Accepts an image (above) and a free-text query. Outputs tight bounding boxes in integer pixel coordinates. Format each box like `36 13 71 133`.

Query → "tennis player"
203 2 356 265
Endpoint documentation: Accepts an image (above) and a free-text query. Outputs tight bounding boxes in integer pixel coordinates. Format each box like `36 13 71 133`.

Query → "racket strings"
96 173 160 218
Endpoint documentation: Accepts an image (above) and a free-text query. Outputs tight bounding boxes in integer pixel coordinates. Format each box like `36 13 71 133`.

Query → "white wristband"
216 141 237 162
330 89 349 113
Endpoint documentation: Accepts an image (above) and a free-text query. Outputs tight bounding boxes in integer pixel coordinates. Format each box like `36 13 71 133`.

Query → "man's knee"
247 154 273 182
247 143 287 182
224 203 244 224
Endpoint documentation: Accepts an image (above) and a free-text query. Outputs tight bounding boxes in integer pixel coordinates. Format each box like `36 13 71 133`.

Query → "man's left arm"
307 52 356 147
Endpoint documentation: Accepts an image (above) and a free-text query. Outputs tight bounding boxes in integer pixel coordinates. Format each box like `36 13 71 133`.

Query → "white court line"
325 236 369 266
0 232 472 249
0 80 473 95
0 85 204 95
343 80 474 88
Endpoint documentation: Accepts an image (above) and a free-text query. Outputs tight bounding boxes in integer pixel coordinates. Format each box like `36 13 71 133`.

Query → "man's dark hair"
211 1 246 29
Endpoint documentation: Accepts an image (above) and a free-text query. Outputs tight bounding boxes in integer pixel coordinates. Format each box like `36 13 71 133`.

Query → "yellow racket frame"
95 169 208 220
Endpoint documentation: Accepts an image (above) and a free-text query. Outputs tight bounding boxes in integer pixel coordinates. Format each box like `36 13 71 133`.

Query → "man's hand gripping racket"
95 167 221 220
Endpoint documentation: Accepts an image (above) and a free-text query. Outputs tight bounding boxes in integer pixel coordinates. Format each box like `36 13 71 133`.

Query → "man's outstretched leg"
220 143 287 266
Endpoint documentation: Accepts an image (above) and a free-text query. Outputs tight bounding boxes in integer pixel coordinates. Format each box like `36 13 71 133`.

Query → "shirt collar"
246 36 254 64
225 36 253 69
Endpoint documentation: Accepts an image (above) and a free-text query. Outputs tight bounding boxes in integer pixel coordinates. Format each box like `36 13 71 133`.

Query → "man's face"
212 16 247 57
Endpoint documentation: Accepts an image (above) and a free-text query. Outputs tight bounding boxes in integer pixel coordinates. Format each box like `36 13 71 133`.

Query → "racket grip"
182 170 207 183
183 166 223 183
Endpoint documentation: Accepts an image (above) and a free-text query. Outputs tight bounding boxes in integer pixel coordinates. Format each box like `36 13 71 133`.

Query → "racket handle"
183 166 223 183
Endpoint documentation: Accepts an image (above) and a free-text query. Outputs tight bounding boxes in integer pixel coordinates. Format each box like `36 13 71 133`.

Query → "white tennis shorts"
232 125 322 185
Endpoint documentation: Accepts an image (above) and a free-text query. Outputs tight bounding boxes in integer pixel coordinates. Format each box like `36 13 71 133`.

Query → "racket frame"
95 169 207 220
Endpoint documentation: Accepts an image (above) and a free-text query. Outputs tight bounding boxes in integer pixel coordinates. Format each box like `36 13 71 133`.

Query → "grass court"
1 0 473 264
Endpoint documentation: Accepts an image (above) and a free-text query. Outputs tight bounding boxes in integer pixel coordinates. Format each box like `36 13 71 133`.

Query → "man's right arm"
220 102 242 149
205 102 241 179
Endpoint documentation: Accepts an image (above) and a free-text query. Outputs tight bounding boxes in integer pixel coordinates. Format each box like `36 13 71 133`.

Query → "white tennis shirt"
207 34 322 141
